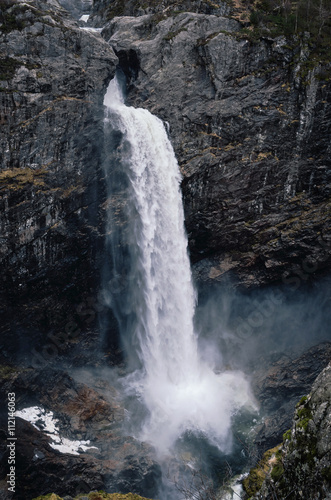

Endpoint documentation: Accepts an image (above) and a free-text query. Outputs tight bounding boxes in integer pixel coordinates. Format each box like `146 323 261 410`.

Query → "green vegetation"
248 0 331 72
288 395 318 469
0 57 21 81
242 444 282 497
0 1 47 34
296 395 308 407
197 30 233 45
283 429 292 441
0 1 29 33
32 495 62 500
296 399 313 431
249 0 331 37
0 57 42 82
270 461 284 481
164 27 188 40
0 364 17 379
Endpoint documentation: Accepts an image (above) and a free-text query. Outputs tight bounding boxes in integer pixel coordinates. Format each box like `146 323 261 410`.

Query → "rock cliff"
0 0 118 361
0 1 330 498
245 362 331 499
1 0 330 357
0 365 161 499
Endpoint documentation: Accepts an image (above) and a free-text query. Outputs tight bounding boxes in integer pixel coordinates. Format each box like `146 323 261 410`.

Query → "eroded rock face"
100 9 331 287
251 363 331 499
0 0 118 360
280 364 331 499
91 0 230 24
251 342 331 452
57 0 93 19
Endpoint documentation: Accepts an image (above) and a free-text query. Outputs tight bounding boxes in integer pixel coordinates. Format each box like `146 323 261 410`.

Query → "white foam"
103 77 256 455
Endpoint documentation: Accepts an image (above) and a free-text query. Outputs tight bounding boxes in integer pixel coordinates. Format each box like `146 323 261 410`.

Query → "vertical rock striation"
0 0 118 360
248 363 331 499
98 4 331 287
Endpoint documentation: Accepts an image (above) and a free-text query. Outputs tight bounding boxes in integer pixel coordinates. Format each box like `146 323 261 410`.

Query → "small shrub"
0 56 21 81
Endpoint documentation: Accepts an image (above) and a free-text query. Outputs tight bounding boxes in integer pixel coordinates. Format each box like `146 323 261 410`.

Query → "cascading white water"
103 76 254 455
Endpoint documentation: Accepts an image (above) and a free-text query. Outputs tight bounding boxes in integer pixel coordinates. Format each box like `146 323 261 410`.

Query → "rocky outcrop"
0 2 330 498
251 342 331 452
0 0 118 361
99 6 331 287
0 364 161 500
246 362 331 499
91 0 230 24
57 0 93 19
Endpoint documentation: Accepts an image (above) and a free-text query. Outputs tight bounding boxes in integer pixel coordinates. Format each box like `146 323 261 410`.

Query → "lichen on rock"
245 363 331 499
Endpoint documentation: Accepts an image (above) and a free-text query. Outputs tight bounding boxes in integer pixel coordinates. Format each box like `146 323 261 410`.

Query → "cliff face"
0 0 118 360
91 0 230 21
1 0 330 358
247 362 331 499
0 2 330 498
279 364 331 499
98 4 331 287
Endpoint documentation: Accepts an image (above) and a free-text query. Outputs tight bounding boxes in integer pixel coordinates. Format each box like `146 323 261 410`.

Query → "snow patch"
80 27 103 33
16 406 98 456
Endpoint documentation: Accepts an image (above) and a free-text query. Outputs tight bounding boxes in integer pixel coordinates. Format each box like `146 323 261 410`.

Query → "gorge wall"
0 1 330 499
0 0 117 361
1 0 330 358
96 1 331 288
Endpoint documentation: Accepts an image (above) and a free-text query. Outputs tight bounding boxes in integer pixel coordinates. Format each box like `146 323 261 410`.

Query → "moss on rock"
282 429 292 442
242 444 282 497
0 364 18 379
246 366 331 498
0 56 22 81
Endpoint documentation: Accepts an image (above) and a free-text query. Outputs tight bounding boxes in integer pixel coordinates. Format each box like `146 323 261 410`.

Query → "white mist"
103 76 254 455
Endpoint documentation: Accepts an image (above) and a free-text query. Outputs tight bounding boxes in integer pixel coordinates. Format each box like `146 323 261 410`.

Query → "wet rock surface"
251 342 331 452
250 362 331 499
0 0 118 361
0 364 161 500
101 8 331 287
0 1 330 499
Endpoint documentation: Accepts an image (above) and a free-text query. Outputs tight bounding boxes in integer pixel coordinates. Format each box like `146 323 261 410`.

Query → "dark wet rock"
91 0 230 25
0 365 161 500
249 362 331 499
0 0 118 362
103 9 331 287
57 0 93 19
251 342 331 452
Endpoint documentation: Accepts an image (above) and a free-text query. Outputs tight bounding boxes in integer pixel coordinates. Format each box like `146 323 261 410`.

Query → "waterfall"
103 75 254 455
